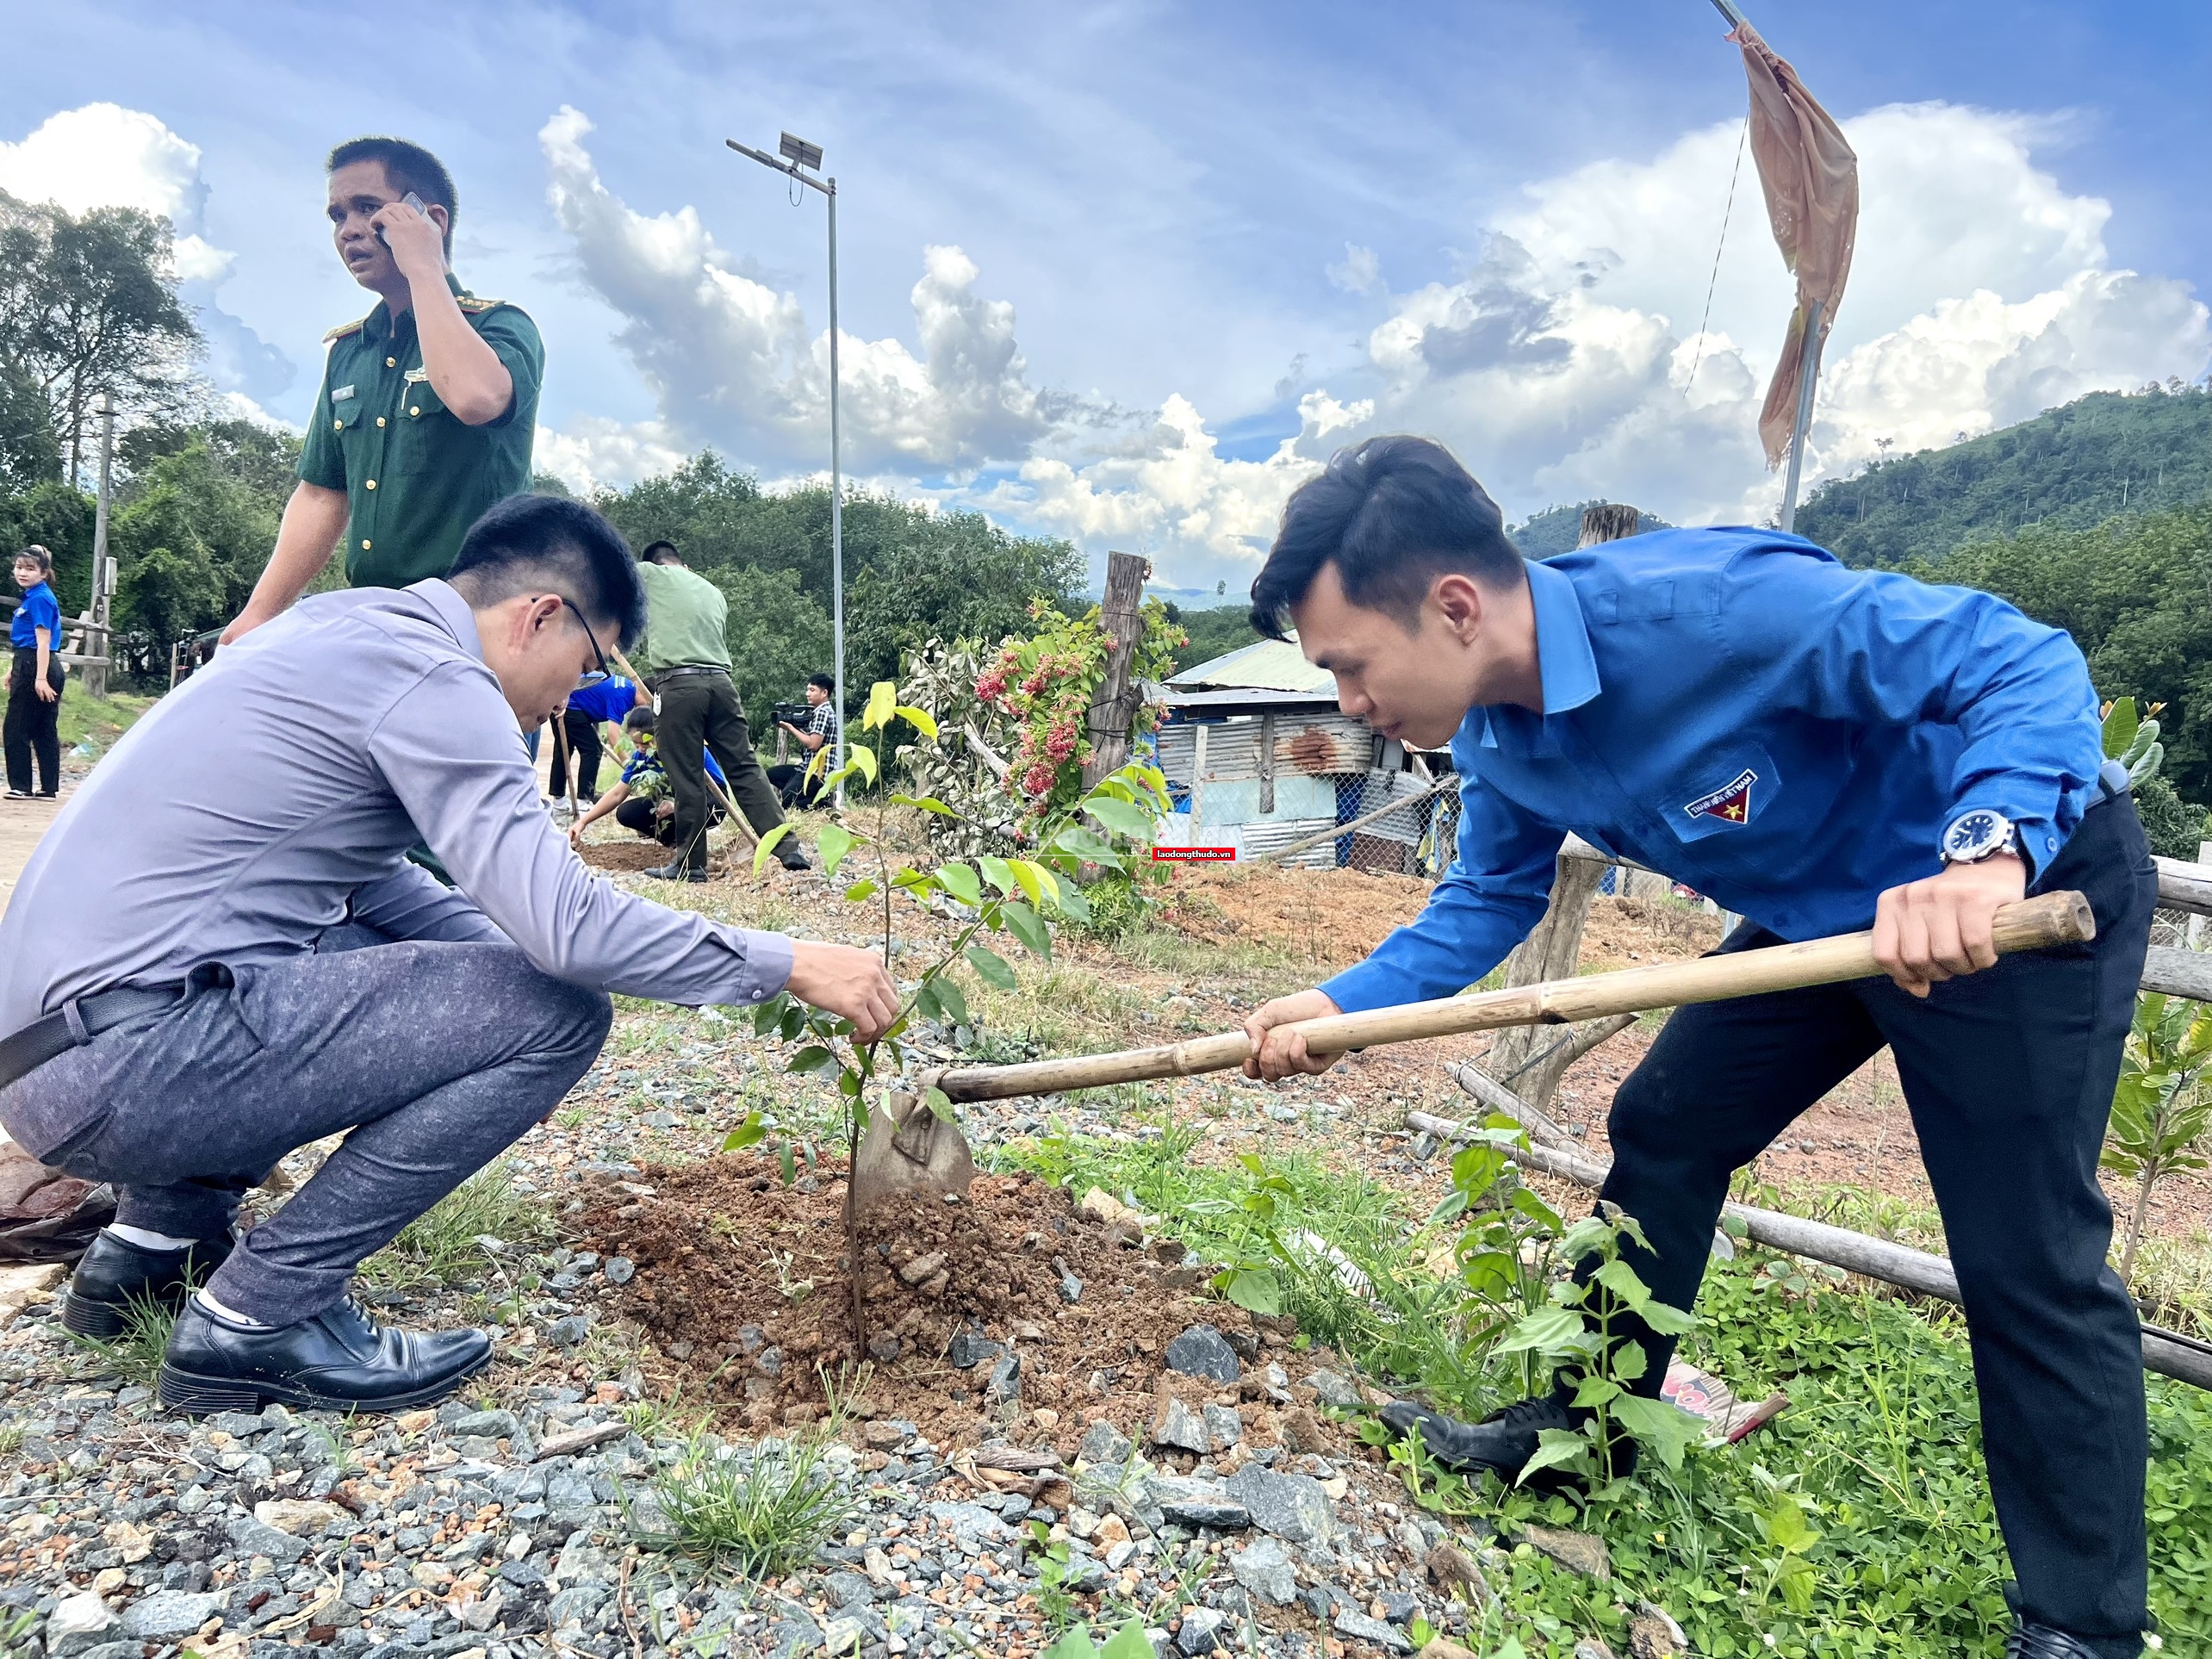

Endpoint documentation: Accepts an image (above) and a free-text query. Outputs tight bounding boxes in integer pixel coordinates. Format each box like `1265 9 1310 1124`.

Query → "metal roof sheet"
1167 635 1334 693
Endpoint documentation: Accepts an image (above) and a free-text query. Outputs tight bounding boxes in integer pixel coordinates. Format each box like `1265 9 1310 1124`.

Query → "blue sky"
4 1 2209 593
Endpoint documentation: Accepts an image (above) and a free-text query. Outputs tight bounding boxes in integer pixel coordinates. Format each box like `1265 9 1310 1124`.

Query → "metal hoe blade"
849 1085 976 1219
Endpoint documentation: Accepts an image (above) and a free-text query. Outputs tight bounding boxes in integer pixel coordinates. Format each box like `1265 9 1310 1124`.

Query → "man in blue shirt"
1240 438 2155 1659
7 544 66 799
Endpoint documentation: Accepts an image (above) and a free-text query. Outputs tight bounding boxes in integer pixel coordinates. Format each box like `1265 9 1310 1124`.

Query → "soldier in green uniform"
223 137 544 642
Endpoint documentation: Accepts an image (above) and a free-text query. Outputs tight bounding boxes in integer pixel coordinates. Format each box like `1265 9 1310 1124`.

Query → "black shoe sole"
156 1345 492 1417
59 1286 183 1341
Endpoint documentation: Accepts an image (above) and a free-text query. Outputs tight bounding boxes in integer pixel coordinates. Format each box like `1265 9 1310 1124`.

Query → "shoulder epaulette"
322 316 369 344
455 295 506 314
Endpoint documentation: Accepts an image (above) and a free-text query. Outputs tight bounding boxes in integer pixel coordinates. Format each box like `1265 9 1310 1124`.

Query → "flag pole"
1777 298 1824 532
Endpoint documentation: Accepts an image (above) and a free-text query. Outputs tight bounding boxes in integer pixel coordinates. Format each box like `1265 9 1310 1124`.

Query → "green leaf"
965 945 1018 991
864 680 898 731
935 862 984 907
1515 1427 1592 1487
817 822 855 878
847 743 879 785
890 792 957 817
931 974 969 1027
1494 1306 1586 1358
750 822 795 874
779 1140 797 1186
721 1112 767 1152
912 981 942 1024
1002 899 1052 960
1049 880 1091 922
1051 824 1115 861
1639 1299 1697 1336
843 879 879 903
1097 1618 1158 1659
1608 1394 1704 1471
926 1086 956 1123
2102 696 2139 761
1593 1257 1654 1314
1215 1266 1283 1316
1568 1374 1623 1409
894 705 940 739
1011 858 1059 907
787 1045 838 1077
1083 796 1155 842
752 993 788 1037
979 855 1019 897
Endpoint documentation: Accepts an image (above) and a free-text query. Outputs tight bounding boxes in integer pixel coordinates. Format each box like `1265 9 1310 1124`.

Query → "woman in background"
5 545 65 800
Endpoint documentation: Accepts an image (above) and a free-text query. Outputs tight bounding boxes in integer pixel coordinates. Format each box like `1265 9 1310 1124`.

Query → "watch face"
1943 809 2005 859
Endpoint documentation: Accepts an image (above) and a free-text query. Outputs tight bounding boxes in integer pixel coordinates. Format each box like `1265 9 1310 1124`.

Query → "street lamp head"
780 133 824 172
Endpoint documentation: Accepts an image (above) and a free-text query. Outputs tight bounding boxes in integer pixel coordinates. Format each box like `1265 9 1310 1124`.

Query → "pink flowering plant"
974 598 1185 826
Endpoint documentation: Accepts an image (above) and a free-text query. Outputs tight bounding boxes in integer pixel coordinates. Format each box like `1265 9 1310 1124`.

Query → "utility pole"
727 131 845 803
89 395 115 699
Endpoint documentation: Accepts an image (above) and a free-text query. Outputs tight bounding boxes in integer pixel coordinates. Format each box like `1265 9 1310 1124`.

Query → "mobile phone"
376 192 432 247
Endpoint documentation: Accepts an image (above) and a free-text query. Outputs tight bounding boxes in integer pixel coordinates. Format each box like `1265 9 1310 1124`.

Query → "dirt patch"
581 1158 1360 1463
1159 863 1436 971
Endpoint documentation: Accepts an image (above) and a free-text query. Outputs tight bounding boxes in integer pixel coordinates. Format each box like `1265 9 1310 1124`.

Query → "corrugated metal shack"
1155 637 1455 872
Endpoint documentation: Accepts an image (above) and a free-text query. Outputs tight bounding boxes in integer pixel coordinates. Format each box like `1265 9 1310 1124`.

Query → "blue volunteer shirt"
567 676 637 725
1321 527 2105 1016
9 581 59 650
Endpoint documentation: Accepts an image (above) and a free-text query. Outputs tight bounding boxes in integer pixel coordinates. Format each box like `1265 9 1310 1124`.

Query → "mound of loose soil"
580 1158 1358 1462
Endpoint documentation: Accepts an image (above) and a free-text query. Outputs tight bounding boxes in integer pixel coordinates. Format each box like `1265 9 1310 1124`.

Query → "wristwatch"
1940 807 2017 865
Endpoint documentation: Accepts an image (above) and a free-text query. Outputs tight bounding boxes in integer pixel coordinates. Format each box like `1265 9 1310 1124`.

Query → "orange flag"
1733 20 1859 469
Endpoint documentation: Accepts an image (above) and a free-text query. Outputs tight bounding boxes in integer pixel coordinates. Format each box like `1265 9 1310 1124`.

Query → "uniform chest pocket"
399 372 446 425
326 393 368 438
1665 744 1779 845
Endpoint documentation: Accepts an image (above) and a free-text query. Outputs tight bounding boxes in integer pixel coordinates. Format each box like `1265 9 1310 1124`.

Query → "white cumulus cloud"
0 103 294 407
537 106 1051 483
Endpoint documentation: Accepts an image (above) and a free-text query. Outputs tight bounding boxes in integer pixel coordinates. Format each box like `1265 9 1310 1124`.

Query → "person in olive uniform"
633 541 809 879
222 137 543 643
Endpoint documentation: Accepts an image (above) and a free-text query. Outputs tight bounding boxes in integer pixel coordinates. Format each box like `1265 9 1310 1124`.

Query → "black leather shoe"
157 1297 493 1415
1380 1397 1628 1486
775 843 811 871
2007 1619 2117 1658
643 859 708 883
59 1229 237 1339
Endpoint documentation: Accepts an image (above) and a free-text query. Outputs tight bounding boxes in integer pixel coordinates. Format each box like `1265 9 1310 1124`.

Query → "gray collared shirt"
0 580 792 1034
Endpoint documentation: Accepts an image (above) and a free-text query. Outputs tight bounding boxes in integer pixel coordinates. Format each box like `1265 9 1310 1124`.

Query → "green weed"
65 1286 178 1388
363 1159 553 1293
624 1418 854 1577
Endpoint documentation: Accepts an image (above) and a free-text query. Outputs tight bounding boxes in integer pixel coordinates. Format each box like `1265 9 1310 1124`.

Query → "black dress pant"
1595 796 2154 1654
767 760 823 808
4 647 65 796
656 671 785 873
549 710 602 802
614 797 678 844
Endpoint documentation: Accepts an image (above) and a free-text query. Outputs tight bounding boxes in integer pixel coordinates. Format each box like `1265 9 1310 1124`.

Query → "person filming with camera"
767 672 838 808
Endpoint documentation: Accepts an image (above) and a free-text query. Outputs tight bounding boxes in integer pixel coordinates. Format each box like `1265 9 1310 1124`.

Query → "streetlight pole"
726 132 845 798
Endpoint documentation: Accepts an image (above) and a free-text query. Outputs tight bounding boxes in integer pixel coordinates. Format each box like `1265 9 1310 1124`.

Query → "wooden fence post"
1578 503 1641 547
1480 849 1609 1111
1083 550 1152 790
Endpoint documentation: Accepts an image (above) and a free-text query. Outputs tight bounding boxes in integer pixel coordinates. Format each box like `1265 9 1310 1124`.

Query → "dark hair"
1248 435 1521 639
624 705 656 734
806 671 834 693
446 494 648 650
639 540 681 566
328 136 458 252
13 544 53 578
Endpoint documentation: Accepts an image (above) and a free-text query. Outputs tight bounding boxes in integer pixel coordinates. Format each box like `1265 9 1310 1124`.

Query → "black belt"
655 665 727 682
0 983 191 1094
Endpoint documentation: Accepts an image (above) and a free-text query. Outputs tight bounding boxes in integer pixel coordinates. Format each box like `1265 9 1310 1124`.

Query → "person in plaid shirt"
768 673 838 807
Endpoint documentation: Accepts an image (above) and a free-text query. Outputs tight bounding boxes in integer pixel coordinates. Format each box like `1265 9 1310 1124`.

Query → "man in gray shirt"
0 495 894 1414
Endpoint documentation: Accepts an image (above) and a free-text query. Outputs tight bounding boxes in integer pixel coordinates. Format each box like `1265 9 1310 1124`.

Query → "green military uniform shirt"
634 562 733 674
297 274 544 589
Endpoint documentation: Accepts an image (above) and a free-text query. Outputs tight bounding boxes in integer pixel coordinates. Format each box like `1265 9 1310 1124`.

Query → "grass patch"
65 1287 178 1388
624 1418 854 1576
363 1159 553 1294
55 683 156 758
1002 1124 2212 1656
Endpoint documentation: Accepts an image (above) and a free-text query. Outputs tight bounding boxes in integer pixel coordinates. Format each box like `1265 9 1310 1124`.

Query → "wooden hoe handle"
929 889 2095 1104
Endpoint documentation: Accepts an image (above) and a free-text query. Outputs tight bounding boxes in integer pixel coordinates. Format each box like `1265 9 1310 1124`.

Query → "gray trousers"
0 929 611 1325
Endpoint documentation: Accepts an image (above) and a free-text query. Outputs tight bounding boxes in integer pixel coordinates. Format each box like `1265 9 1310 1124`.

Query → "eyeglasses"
551 594 610 688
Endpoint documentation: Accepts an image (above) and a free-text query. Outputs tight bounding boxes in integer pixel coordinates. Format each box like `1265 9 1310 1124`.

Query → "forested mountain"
1794 382 2212 568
